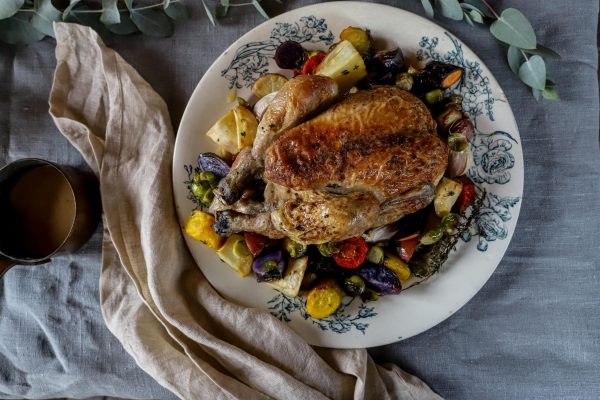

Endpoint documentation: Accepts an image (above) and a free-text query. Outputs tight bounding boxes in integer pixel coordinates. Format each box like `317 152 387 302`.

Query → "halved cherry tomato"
333 237 368 269
243 232 272 256
397 237 419 263
455 176 476 212
302 53 326 75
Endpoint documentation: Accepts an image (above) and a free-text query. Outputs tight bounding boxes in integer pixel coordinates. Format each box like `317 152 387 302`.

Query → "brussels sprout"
360 288 380 302
358 263 401 295
275 41 305 69
317 241 340 257
395 72 414 91
343 275 366 297
252 249 286 282
197 153 230 178
339 26 374 56
419 227 444 245
448 132 469 152
450 117 475 142
284 237 307 258
366 246 385 265
441 213 460 234
424 89 444 105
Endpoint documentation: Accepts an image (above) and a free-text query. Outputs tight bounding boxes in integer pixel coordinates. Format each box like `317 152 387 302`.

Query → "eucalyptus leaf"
106 15 138 35
0 0 24 20
532 87 542 101
463 0 494 18
62 0 82 21
216 4 229 18
507 46 525 75
523 44 561 59
130 8 173 37
542 85 559 100
252 0 269 20
164 0 171 8
220 0 229 6
435 0 463 21
30 0 61 37
0 12 45 44
201 0 215 26
469 9 483 23
490 8 536 49
100 0 120 25
164 2 189 21
463 12 473 27
420 0 434 18
123 0 133 11
518 55 546 90
64 3 112 43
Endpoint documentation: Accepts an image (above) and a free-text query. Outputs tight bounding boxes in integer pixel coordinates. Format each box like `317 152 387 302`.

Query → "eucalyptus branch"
419 0 560 101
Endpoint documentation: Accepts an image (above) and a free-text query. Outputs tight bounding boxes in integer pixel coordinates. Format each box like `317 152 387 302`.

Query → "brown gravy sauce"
7 165 75 258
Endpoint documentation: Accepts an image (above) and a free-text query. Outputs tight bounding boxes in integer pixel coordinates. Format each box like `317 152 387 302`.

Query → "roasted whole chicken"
212 75 448 245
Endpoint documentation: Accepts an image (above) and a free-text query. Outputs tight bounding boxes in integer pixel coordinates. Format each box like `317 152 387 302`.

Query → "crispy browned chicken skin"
213 76 448 244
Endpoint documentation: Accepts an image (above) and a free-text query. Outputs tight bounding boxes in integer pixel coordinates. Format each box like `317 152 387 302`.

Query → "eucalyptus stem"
480 0 500 19
20 0 181 14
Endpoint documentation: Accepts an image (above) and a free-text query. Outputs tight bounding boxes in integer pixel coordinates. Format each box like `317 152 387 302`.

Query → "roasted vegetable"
419 227 444 245
358 263 401 295
413 61 464 94
217 234 253 277
447 148 471 178
372 48 405 80
252 249 286 282
343 275 366 297
265 256 308 297
436 105 463 132
397 236 419 263
206 105 258 154
383 252 412 284
441 213 460 234
306 278 344 318
307 250 338 277
317 241 340 257
424 89 444 105
274 41 305 69
434 177 463 217
360 288 380 302
366 245 385 265
302 53 326 75
363 223 399 243
339 26 373 56
316 40 368 92
284 237 307 258
450 117 475 142
197 153 230 178
184 210 224 249
454 176 476 212
333 237 368 269
447 132 469 152
395 208 428 239
395 72 413 91
252 73 288 98
243 232 272 256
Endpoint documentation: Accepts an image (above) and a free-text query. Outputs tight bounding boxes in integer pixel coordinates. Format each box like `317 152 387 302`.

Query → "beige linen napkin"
48 22 441 400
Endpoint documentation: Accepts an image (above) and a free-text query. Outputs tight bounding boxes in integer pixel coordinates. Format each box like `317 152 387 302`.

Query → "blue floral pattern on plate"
192 15 523 334
268 291 377 334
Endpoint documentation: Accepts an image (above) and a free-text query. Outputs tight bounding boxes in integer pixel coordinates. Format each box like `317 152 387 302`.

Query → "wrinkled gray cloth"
0 0 598 399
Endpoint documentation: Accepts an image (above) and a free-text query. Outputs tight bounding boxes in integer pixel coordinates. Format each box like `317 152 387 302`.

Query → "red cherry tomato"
302 53 326 75
398 237 419 263
333 237 368 269
244 232 272 256
455 176 476 212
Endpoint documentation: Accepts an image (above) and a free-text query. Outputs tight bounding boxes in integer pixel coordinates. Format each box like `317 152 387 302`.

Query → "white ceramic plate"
173 2 523 348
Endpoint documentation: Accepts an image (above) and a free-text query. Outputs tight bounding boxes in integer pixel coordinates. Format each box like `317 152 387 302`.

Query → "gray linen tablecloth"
0 1 598 399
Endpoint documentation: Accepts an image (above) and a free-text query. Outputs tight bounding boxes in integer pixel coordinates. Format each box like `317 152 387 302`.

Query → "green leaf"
123 0 133 10
130 8 173 37
201 0 215 25
490 8 537 50
542 84 559 100
164 2 189 21
164 0 171 7
518 55 546 90
62 0 81 21
100 0 120 25
463 0 494 18
420 0 434 18
523 44 561 59
435 0 463 21
0 11 45 44
469 9 483 23
30 0 61 37
64 3 112 43
463 12 473 27
252 0 269 20
106 14 138 35
220 0 229 6
0 0 24 20
507 46 525 75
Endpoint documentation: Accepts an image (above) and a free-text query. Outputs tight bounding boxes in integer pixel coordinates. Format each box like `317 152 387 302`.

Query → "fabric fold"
49 22 440 400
